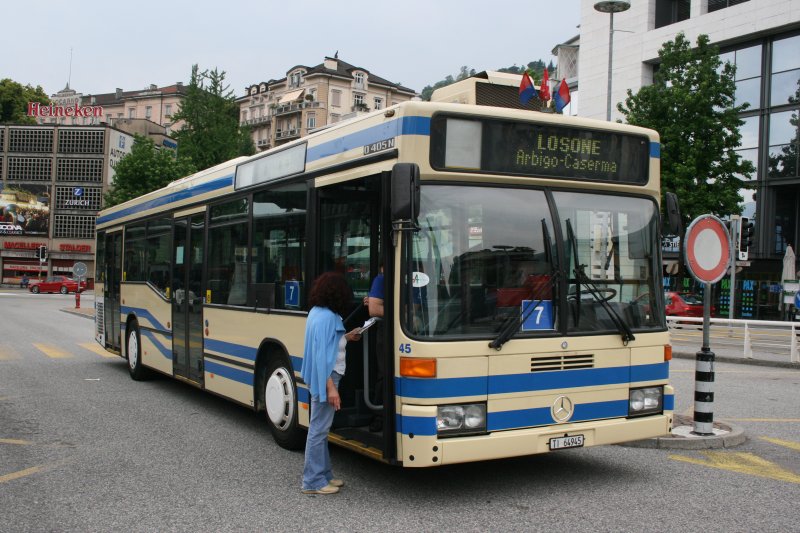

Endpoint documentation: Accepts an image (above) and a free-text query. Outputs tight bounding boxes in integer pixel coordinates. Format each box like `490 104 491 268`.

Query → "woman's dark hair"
308 272 352 316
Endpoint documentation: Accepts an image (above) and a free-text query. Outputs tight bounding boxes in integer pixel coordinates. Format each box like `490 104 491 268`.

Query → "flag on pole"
539 68 551 102
519 71 535 105
554 79 571 113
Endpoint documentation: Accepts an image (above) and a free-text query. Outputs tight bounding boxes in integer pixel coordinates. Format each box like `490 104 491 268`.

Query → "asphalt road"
1 289 798 532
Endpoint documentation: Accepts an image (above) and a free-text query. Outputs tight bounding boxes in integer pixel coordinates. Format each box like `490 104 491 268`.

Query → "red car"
28 275 86 294
664 291 714 317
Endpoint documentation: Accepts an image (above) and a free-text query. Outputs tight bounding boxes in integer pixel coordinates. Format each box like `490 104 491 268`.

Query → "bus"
94 95 673 467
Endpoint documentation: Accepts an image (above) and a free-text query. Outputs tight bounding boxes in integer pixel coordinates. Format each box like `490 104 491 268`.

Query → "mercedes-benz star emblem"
551 395 574 423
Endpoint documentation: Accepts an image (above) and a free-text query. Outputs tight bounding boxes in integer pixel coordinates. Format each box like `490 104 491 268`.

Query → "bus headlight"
437 403 487 436
628 386 663 416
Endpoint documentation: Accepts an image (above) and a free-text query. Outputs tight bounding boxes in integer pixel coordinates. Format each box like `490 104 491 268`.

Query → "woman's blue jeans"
302 371 342 490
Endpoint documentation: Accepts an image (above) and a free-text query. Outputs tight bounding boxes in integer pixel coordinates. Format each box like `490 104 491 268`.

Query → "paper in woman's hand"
359 317 379 333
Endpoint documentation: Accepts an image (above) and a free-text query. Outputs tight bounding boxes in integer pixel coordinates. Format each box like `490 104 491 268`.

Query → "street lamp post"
594 1 631 121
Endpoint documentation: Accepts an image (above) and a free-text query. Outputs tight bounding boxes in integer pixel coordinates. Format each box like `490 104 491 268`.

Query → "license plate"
549 434 585 450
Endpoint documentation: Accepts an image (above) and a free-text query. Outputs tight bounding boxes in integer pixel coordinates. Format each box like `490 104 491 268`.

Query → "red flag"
539 68 551 102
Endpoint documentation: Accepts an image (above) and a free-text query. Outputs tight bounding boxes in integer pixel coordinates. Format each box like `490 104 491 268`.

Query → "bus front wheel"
127 321 151 381
261 358 305 450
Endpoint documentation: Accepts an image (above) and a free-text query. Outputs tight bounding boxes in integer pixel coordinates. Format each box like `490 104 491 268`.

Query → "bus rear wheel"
261 358 305 450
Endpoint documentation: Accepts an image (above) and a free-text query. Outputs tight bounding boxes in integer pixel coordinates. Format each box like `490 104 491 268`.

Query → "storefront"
1 239 94 287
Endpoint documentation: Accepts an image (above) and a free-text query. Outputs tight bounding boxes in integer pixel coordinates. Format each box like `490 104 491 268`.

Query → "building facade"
38 83 187 134
237 56 416 151
572 0 800 303
0 124 135 285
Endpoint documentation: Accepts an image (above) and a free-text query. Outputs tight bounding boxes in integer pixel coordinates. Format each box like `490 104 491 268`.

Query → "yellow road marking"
33 343 71 359
79 342 117 359
670 451 800 484
0 438 33 445
760 437 800 451
0 465 48 484
0 345 19 360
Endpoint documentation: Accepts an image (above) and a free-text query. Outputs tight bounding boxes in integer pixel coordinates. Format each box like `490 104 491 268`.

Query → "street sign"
684 215 731 284
73 262 87 278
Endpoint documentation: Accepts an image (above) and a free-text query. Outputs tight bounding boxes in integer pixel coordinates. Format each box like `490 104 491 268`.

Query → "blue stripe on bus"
121 305 170 334
96 174 234 226
306 116 430 162
290 355 303 373
396 363 669 399
140 329 172 360
204 338 258 362
298 386 310 404
488 399 631 431
205 360 254 386
650 142 660 158
395 375 488 399
395 414 438 436
664 394 674 411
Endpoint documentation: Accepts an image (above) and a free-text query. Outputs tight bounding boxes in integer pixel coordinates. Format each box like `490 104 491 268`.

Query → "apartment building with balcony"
238 56 417 151
38 83 188 134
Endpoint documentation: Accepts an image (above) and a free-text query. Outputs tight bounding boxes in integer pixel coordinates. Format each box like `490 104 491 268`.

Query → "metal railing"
667 316 799 363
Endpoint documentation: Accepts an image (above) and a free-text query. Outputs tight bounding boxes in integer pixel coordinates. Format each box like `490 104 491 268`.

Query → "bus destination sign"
430 116 651 184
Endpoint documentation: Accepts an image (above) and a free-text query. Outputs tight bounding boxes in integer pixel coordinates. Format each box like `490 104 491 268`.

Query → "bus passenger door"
104 232 122 352
172 215 205 384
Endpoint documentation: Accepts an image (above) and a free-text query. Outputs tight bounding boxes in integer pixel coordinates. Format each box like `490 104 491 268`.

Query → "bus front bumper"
399 411 673 467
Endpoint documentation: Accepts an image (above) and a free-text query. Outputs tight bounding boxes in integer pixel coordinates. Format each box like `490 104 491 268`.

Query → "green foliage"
0 79 50 124
104 135 196 207
420 66 476 101
171 65 255 171
617 33 754 221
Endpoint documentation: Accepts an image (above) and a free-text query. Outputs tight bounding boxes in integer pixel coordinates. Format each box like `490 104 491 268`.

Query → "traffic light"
36 245 47 261
739 218 754 260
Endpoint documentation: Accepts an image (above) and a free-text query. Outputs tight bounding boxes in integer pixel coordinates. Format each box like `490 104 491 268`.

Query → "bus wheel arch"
256 341 305 450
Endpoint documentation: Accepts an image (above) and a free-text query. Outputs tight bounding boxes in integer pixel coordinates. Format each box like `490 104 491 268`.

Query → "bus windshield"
404 185 663 339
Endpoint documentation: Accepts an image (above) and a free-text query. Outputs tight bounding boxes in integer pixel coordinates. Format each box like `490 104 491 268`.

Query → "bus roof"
97 101 659 230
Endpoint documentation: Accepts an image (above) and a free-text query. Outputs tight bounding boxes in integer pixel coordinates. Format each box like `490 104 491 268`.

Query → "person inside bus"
301 272 362 495
365 259 385 432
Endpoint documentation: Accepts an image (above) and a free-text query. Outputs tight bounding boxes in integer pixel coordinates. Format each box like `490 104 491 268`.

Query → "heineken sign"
27 102 103 118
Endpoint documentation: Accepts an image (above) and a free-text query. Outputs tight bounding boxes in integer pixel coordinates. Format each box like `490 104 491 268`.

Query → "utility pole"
729 215 740 320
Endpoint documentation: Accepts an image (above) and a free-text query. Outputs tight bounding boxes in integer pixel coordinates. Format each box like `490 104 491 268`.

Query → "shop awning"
278 89 305 104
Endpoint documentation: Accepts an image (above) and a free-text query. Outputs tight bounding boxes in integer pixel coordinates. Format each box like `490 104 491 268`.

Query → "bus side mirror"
391 163 420 223
664 192 682 236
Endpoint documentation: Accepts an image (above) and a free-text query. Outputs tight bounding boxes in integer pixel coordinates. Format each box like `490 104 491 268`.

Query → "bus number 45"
398 343 411 353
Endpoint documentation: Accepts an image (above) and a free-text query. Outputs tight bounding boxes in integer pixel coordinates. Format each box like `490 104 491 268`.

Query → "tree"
171 65 255 171
104 135 196 207
767 79 800 179
0 79 50 124
618 33 754 220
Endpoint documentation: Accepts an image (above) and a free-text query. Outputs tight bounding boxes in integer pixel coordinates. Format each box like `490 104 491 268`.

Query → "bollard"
693 347 715 435
75 290 80 309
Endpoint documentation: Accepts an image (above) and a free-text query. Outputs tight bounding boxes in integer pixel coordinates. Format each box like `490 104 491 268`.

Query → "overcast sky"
1 0 581 98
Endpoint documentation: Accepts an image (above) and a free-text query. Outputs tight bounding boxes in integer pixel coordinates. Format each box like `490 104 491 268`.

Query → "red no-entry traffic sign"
684 215 731 284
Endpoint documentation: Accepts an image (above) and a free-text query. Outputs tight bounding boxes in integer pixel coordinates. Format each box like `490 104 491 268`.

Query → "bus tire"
261 357 305 450
126 321 151 381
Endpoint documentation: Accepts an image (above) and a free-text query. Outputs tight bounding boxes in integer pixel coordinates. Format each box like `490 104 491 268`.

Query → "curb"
621 414 747 450
61 308 94 320
672 350 800 370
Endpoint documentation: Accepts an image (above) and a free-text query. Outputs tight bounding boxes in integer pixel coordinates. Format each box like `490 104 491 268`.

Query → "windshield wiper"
565 219 634 344
489 219 558 351
572 264 635 345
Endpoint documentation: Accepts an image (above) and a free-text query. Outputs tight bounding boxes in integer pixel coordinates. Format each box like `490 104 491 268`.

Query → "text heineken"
27 102 103 118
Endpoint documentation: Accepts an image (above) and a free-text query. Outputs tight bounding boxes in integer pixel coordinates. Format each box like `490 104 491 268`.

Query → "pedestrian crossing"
0 341 121 361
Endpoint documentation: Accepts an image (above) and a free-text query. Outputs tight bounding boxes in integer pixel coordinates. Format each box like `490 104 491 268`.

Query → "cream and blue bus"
94 91 673 467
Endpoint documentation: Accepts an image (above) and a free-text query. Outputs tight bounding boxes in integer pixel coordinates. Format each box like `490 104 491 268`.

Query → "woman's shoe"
301 484 339 495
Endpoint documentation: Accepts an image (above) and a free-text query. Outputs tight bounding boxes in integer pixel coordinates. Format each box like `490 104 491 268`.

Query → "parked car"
664 291 715 317
28 275 86 294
